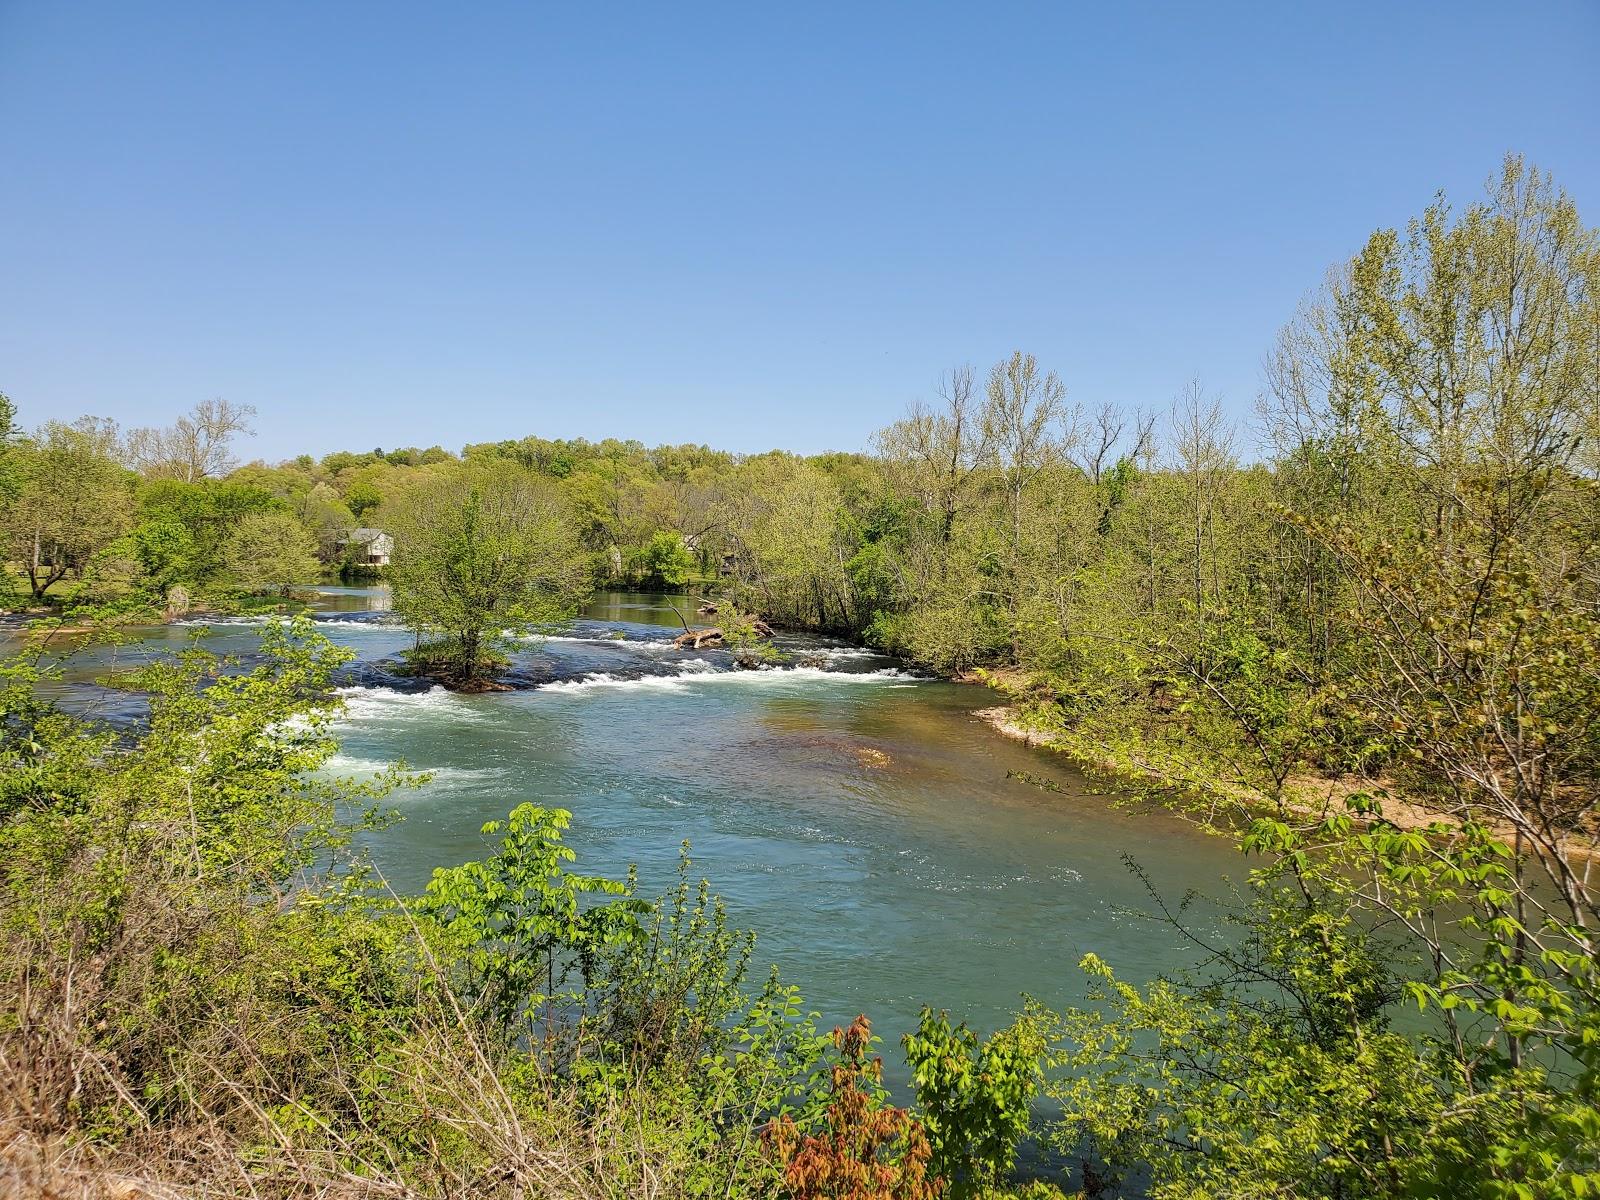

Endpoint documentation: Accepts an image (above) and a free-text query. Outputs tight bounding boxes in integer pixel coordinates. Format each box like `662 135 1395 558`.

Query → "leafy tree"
220 510 321 596
386 462 590 684
344 479 383 518
293 481 357 563
134 479 283 585
4 417 132 600
422 803 645 1029
1021 157 1600 1200
0 391 19 511
636 530 695 588
583 846 824 1108
130 512 199 594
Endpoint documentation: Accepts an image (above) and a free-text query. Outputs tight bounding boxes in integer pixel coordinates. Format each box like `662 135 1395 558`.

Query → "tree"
343 479 383 519
720 454 856 631
875 366 989 550
637 530 694 588
293 482 357 563
1169 382 1236 614
386 463 590 684
220 510 321 597
135 479 281 585
130 513 198 595
0 392 19 510
1031 158 1600 1200
126 398 256 482
423 803 643 1029
982 352 1069 657
5 417 132 601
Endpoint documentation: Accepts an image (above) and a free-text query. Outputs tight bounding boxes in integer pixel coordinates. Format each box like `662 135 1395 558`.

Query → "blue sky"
2 2 1596 462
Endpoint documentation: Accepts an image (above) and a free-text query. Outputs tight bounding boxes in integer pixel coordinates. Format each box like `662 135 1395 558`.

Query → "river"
22 586 1245 1052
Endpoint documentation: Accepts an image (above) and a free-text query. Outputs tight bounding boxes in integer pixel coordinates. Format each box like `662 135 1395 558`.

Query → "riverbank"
972 693 1600 865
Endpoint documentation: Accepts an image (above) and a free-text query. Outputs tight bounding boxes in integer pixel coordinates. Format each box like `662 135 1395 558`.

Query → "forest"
2 158 1598 1197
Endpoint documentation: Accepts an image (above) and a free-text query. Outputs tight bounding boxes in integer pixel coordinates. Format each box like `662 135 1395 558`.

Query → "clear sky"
2 2 1596 463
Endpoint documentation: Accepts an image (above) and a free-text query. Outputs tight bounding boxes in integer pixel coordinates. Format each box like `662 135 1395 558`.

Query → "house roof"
347 528 389 543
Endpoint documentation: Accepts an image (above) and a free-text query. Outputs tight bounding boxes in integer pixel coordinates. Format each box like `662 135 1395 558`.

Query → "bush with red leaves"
764 1016 943 1200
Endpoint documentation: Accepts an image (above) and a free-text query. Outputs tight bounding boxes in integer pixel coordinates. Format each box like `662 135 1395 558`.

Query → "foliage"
384 463 590 683
220 509 322 596
637 529 695 587
765 1016 942 1200
3 417 132 601
0 620 819 1197
0 619 411 1141
421 803 645 1028
903 1008 1043 1199
1039 874 1442 1199
3 153 1597 1198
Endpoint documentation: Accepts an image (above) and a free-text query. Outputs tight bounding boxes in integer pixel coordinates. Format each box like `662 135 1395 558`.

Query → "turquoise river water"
21 587 1246 1053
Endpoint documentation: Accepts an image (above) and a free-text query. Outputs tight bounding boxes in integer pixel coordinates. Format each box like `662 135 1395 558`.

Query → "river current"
21 586 1244 1050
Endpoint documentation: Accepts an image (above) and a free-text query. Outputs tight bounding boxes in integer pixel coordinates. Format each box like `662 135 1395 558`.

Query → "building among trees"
339 527 393 566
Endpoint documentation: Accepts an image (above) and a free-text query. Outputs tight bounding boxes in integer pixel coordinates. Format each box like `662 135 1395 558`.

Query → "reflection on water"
309 584 397 611
5 588 1244 1058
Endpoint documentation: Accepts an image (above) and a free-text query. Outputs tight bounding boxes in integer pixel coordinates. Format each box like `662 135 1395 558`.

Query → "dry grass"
0 919 773 1200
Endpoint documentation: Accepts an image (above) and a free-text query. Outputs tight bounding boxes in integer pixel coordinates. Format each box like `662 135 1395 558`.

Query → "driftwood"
674 627 725 650
673 618 775 650
696 603 719 615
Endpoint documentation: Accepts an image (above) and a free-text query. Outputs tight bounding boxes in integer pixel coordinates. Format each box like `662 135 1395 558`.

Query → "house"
339 528 394 566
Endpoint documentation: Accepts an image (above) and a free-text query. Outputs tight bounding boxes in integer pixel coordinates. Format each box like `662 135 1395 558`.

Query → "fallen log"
674 627 725 649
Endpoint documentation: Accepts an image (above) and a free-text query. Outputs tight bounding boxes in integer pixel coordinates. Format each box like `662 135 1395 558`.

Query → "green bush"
903 1008 1044 1199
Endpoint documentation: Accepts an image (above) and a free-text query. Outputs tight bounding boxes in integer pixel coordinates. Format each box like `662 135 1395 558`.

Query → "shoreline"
971 692 1600 865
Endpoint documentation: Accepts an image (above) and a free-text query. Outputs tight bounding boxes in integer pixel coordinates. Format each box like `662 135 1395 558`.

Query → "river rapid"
21 586 1245 1052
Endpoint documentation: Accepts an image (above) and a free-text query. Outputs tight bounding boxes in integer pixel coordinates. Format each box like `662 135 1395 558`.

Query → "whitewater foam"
331 685 496 725
536 633 684 655
537 664 919 696
320 752 506 787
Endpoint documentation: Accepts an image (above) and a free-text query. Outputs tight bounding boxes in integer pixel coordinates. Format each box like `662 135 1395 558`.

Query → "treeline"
0 384 871 611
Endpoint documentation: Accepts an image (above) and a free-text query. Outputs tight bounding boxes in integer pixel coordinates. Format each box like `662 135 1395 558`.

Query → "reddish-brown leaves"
765 1016 943 1200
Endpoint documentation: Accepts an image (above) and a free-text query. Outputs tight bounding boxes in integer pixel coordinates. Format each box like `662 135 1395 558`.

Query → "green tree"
221 510 321 596
4 417 132 601
386 463 590 684
422 803 644 1029
637 530 694 588
344 479 383 518
293 481 357 563
0 392 19 511
135 478 281 585
1024 158 1600 1200
904 1007 1043 1199
130 513 199 594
